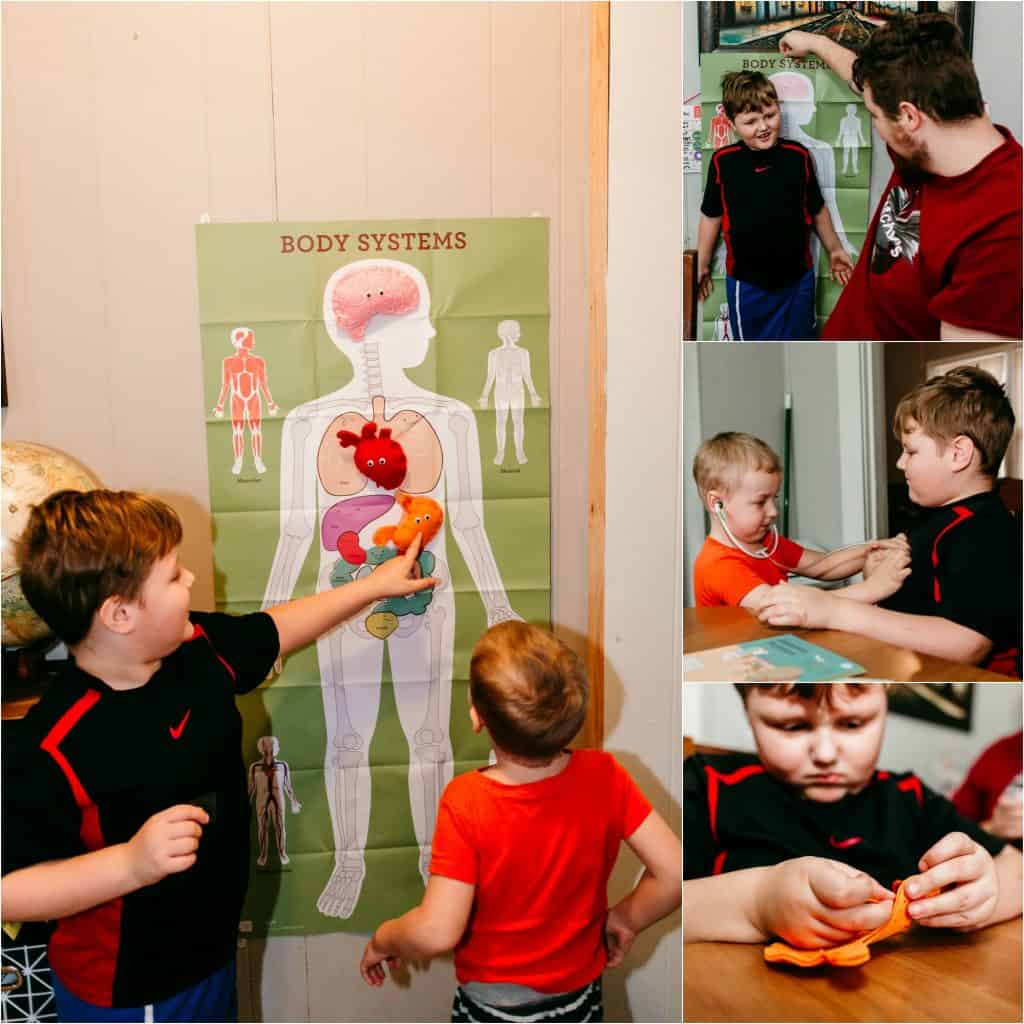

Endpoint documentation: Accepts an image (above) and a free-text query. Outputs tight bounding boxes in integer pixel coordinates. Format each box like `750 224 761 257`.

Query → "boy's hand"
697 265 713 303
604 907 636 967
127 805 209 888
368 534 438 601
905 832 999 931
860 548 911 601
828 247 855 286
778 30 818 58
360 936 402 987
757 857 895 948
983 790 1023 840
756 582 834 630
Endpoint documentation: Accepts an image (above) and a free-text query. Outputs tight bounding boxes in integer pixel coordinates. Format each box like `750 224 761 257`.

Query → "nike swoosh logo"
755 167 770 173
170 710 191 740
829 835 862 849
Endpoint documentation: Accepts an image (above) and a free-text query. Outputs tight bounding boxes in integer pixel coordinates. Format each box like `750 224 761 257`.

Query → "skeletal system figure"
262 259 521 919
478 319 542 466
213 326 279 475
248 736 302 867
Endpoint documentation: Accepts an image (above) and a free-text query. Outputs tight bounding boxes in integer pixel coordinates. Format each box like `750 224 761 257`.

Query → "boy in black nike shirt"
756 366 1022 676
684 684 1023 949
1 489 435 1020
697 71 854 340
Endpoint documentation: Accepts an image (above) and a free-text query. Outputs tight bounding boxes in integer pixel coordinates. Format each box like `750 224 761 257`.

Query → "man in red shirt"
780 13 1022 341
952 730 1023 849
358 622 681 1022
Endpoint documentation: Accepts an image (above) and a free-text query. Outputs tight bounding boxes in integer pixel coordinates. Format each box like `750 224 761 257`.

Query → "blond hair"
470 621 588 762
692 432 782 502
893 366 1014 478
15 489 183 646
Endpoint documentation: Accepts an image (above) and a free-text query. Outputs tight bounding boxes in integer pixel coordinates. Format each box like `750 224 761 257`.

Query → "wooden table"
683 607 1018 682
684 917 1023 1022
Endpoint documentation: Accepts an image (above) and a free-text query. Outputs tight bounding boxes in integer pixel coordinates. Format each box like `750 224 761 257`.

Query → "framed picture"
888 683 974 732
699 2 974 56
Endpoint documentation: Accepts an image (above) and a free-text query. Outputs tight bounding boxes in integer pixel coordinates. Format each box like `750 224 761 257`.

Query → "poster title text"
280 231 468 255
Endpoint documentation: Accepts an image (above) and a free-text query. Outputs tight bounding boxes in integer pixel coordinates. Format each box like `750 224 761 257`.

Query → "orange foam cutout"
763 878 940 968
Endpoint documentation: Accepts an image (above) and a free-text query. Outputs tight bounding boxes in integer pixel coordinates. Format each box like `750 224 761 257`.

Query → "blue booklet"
683 634 866 682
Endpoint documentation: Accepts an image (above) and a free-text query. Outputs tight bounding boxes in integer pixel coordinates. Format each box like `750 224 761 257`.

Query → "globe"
2 442 103 648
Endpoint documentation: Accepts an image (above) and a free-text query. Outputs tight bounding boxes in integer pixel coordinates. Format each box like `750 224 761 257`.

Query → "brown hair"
734 683 882 708
470 621 588 762
692 432 781 502
721 71 778 121
15 489 183 646
893 366 1014 478
852 13 984 122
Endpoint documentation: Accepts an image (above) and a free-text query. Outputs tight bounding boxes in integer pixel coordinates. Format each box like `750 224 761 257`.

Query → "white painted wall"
605 3 683 1022
683 683 1024 796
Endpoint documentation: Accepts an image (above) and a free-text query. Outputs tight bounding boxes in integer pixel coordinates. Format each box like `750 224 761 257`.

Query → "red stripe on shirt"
713 145 743 278
930 505 973 603
781 143 814 268
704 763 766 844
40 689 122 1007
897 775 924 808
188 622 237 685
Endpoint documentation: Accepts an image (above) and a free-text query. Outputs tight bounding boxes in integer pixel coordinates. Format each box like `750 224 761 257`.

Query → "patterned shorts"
451 977 602 1022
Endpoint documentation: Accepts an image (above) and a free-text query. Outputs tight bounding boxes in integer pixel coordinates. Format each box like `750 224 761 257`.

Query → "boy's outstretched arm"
757 586 992 664
360 875 474 986
268 534 436 659
605 810 682 965
2 805 208 923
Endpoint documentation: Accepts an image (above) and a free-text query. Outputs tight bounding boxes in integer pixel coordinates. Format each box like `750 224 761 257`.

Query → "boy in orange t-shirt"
359 622 681 1022
691 432 909 610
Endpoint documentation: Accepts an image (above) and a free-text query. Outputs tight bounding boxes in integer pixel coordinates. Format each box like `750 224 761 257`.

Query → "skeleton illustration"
261 260 522 919
478 320 542 466
212 326 279 475
248 736 301 867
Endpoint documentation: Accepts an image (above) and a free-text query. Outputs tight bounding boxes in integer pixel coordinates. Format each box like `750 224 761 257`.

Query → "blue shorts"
726 268 817 340
52 960 237 1023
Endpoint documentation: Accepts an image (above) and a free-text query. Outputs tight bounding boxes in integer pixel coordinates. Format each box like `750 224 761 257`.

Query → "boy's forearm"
610 866 683 937
839 580 888 604
696 215 722 268
825 599 992 665
2 845 138 922
683 867 773 943
802 543 868 581
372 906 451 962
813 207 843 255
267 575 381 659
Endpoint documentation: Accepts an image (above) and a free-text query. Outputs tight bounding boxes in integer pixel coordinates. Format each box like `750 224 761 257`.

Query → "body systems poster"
196 219 550 934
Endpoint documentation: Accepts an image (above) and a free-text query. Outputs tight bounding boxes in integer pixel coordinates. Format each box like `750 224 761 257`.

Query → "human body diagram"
248 736 301 867
262 260 521 919
478 320 542 466
836 103 867 176
213 327 279 475
709 104 735 150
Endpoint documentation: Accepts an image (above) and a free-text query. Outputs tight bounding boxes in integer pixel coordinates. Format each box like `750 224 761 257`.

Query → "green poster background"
699 54 871 339
195 219 550 936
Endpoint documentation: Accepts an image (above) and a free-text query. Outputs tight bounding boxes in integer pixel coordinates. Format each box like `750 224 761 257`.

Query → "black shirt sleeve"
701 155 724 219
805 154 825 217
2 723 85 878
684 756 717 880
190 611 280 695
918 781 1006 862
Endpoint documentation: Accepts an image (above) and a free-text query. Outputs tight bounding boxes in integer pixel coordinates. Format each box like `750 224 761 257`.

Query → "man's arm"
266 535 435 658
779 31 858 90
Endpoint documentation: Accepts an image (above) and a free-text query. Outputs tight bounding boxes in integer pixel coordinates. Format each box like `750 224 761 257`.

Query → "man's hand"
982 791 1024 840
360 936 402 987
756 582 835 629
828 247 855 286
127 805 209 888
756 857 895 949
368 534 438 601
905 832 999 931
604 907 636 967
697 265 713 303
778 30 819 59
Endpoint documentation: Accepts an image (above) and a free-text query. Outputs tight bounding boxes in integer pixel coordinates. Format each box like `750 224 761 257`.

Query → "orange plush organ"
763 879 941 968
373 492 443 553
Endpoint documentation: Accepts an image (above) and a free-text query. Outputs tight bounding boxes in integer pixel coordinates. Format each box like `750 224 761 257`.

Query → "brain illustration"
331 265 421 340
